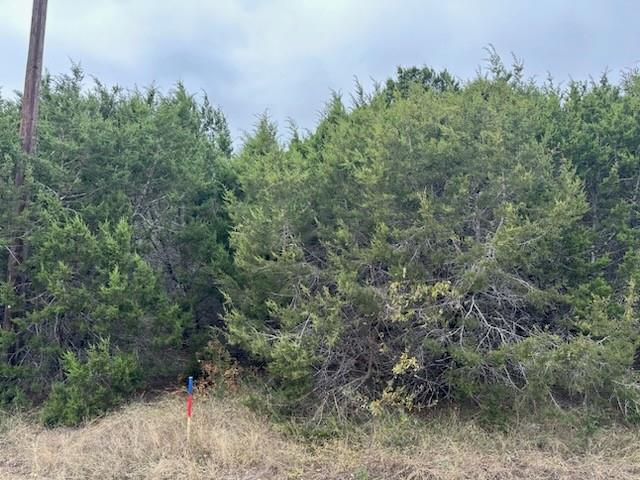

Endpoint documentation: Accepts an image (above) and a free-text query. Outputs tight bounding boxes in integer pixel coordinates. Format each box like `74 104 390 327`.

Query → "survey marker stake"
187 376 193 444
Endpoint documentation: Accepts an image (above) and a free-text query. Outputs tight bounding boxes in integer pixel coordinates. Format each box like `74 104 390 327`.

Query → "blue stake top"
187 376 193 395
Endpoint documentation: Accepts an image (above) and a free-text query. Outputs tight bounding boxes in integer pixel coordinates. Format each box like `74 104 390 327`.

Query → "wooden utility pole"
3 0 48 334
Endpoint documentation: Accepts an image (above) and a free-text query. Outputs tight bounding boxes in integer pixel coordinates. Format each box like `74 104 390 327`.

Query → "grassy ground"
2 392 640 479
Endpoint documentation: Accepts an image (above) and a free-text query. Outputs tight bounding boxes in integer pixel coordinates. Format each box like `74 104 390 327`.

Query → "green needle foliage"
41 339 142 427
225 57 640 422
3 55 640 426
1 68 235 422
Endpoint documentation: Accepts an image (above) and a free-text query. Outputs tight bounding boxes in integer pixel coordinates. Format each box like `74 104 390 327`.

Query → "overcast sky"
1 0 639 141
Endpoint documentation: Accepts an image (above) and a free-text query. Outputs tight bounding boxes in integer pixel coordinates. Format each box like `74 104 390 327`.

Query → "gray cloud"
1 0 639 141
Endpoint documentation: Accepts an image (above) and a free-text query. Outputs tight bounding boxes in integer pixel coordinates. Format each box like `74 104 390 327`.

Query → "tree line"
2 54 640 425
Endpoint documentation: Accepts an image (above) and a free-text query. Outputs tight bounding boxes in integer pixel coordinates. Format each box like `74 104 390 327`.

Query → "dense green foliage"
41 339 142 426
226 60 640 421
3 56 640 425
1 69 234 422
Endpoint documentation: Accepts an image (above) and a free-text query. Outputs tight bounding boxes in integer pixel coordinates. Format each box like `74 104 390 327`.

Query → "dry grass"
2 393 640 479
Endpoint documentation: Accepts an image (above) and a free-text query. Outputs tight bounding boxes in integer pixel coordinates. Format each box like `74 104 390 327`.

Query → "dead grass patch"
1 393 639 479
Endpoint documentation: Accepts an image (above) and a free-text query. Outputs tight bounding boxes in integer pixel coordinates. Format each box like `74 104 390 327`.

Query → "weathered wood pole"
3 0 48 338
